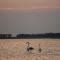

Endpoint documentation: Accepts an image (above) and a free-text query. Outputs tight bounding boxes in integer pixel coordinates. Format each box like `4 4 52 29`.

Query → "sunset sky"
0 0 60 36
0 0 60 10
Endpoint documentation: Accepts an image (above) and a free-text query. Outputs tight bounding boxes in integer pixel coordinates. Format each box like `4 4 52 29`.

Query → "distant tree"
0 34 12 39
16 34 24 38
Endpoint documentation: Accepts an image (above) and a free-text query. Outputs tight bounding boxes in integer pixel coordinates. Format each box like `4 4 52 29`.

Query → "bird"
38 44 42 53
26 42 34 52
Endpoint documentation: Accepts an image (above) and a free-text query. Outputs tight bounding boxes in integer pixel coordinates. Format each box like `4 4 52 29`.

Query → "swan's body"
38 44 42 53
26 42 34 52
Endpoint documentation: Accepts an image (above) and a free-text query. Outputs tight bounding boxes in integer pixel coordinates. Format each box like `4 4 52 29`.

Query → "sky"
0 0 60 9
0 0 60 36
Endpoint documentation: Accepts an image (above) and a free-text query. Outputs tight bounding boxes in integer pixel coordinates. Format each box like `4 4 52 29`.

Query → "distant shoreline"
0 33 60 39
0 38 60 40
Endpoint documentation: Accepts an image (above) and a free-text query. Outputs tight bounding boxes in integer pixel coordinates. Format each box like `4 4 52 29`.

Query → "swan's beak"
26 42 29 43
26 42 29 44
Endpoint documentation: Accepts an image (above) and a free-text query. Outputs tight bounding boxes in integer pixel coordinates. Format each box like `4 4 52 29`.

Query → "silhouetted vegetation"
16 33 60 39
0 33 60 39
0 34 12 39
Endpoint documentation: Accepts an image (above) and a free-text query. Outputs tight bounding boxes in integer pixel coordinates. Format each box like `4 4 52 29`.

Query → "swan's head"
26 42 30 44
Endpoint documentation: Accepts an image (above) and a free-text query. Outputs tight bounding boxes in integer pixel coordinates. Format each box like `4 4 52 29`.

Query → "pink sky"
0 0 60 10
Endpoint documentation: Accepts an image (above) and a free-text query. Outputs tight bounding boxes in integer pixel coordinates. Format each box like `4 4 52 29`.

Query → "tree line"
0 33 60 39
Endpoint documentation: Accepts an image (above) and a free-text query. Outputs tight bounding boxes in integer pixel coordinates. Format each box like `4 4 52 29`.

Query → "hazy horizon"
0 0 60 36
0 10 60 36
